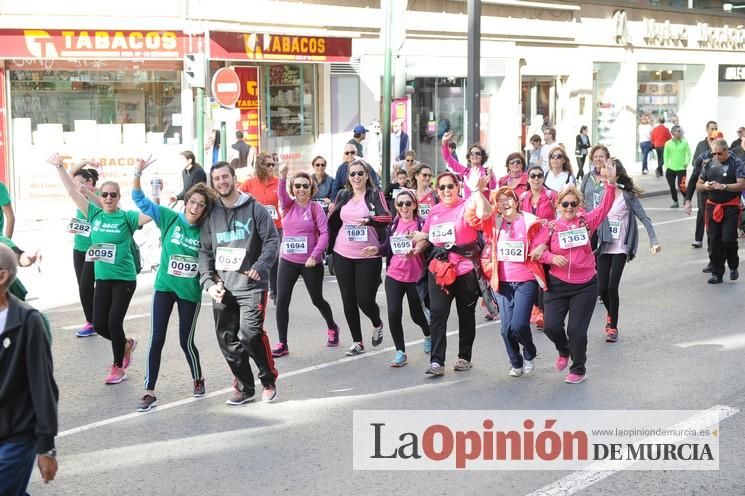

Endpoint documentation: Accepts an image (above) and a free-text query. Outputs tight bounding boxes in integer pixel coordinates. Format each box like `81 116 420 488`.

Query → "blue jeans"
640 141 652 172
0 438 36 496
495 280 538 368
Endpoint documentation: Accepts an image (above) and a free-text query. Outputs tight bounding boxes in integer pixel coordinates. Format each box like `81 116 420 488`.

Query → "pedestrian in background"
651 117 672 178
638 115 653 175
663 125 691 208
575 126 591 181
171 151 207 205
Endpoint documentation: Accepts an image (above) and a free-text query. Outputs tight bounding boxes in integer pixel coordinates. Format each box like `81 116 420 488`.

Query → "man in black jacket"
0 244 58 493
685 121 719 250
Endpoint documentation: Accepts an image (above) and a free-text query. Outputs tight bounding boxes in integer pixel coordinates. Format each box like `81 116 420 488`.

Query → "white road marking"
676 333 745 351
651 217 696 227
57 320 500 438
644 207 698 212
524 405 740 496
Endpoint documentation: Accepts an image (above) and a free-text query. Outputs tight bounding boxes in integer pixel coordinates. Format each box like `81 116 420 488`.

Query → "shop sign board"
234 67 261 151
211 68 241 108
0 29 186 59
719 65 745 82
210 32 351 62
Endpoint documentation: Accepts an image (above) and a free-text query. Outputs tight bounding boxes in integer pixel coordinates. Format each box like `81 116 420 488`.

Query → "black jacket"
176 165 208 200
328 188 392 251
685 151 711 202
0 294 58 454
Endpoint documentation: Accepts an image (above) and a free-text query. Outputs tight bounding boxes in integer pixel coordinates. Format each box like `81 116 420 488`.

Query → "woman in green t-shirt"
131 156 216 412
49 153 151 386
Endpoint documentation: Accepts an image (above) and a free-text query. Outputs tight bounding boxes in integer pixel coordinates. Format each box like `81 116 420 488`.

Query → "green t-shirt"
72 208 93 252
0 235 27 300
86 203 140 281
154 207 202 303
0 183 11 236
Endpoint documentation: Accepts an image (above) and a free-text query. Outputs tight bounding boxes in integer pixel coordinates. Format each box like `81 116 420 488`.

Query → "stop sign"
211 68 241 107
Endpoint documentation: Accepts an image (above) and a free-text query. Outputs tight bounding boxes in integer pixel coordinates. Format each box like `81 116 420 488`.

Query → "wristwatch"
133 169 143 177
42 448 57 458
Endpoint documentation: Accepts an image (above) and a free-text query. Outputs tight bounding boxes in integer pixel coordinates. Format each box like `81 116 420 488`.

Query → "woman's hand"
279 164 289 179
603 159 617 184
650 244 661 255
441 131 453 145
136 155 156 172
551 254 568 267
408 231 427 243
528 244 547 261
305 257 317 267
46 153 63 167
361 246 379 257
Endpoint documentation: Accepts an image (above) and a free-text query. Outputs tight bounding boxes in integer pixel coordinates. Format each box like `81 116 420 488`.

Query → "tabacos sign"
210 31 351 62
0 29 185 59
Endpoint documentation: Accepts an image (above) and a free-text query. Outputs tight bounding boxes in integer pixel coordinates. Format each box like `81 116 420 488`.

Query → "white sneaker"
523 360 535 374
509 367 523 377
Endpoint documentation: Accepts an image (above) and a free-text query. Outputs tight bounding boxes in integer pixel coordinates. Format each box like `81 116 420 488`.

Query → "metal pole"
381 0 393 187
220 120 227 162
467 0 481 145
196 87 205 166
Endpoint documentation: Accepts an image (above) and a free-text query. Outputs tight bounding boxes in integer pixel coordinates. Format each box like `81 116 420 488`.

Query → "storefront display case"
265 63 315 138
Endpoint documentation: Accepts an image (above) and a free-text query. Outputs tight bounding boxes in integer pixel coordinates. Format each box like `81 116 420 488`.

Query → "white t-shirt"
0 308 9 336
539 144 554 172
545 170 575 192
638 124 652 143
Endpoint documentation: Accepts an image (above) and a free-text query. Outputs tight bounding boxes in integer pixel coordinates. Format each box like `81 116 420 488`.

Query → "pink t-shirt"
496 215 536 283
602 193 628 255
386 219 425 283
521 188 557 222
278 178 329 264
417 189 437 219
333 196 381 259
423 199 479 276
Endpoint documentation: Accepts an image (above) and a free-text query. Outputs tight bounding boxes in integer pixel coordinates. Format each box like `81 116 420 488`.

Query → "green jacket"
663 138 691 172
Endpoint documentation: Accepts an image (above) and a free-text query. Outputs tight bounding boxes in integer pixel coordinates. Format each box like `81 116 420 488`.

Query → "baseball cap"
353 124 369 134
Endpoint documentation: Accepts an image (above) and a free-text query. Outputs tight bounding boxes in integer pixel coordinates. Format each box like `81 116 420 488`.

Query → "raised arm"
277 165 294 214
132 156 161 225
47 153 89 214
441 131 466 174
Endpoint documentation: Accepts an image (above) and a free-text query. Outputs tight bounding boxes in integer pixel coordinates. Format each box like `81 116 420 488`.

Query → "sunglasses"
187 198 207 208
396 201 413 207
314 163 327 167
529 173 544 179
469 150 482 156
561 201 578 208
344 151 356 155
293 183 311 189
349 171 366 177
101 192 119 198
508 159 523 165
420 173 432 178
550 154 564 160
264 162 276 167
438 183 456 191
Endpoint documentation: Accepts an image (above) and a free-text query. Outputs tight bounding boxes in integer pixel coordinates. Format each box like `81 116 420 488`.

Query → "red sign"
0 29 187 59
211 68 241 107
211 32 351 62
234 67 261 151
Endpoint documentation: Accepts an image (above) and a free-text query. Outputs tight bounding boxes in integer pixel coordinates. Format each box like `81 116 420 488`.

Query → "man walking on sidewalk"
663 125 691 208
651 117 672 177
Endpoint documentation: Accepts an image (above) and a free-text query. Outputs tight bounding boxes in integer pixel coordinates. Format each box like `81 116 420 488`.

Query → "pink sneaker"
123 338 137 369
555 355 569 372
326 326 339 347
104 365 127 384
565 372 587 384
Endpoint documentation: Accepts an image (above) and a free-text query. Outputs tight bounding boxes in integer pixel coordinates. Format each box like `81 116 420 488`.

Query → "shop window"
265 63 316 137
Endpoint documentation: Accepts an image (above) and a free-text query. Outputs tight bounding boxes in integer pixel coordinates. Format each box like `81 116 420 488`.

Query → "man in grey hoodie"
199 162 280 405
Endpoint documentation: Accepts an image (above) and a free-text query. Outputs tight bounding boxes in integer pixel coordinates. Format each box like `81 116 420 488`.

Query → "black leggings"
428 270 480 366
73 249 95 323
597 253 628 328
665 169 686 203
144 291 202 390
269 228 282 296
385 275 430 352
276 259 336 345
333 253 383 343
93 279 136 367
576 157 585 181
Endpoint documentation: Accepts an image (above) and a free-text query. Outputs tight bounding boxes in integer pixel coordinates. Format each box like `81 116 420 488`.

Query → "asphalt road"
28 194 745 495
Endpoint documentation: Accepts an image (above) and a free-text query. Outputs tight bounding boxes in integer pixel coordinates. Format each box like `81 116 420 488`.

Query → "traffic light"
184 53 205 88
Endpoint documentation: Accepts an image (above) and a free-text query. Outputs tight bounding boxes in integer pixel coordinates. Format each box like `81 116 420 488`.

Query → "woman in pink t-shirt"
271 166 339 358
409 163 437 220
440 131 496 200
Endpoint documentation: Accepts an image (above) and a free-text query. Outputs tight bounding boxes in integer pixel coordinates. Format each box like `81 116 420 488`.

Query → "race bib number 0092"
558 227 589 249
167 255 198 278
215 247 246 271
85 243 116 263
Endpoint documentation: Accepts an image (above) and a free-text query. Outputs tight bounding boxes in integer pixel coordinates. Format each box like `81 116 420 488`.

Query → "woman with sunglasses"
520 164 558 329
411 171 484 376
49 153 151 385
66 160 101 337
581 145 610 213
380 190 431 367
468 186 548 377
328 159 392 356
596 160 661 343
498 152 529 197
131 157 216 411
409 163 437 219
271 165 339 357
441 130 496 200
310 155 334 212
239 152 282 302
544 145 576 193
538 162 618 384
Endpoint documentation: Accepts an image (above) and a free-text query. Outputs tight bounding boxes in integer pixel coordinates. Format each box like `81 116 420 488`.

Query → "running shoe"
731 269 739 281
605 327 619 342
691 241 703 248
137 394 157 412
346 342 365 356
708 275 723 284
535 311 544 329
122 337 137 369
453 358 472 371
702 265 713 273
193 379 206 397
226 389 255 406
423 336 432 354
75 322 97 338
565 373 587 384
271 342 289 357
326 325 339 347
555 355 569 372
262 385 278 403
523 359 535 374
670 202 679 208
104 365 127 385
390 351 408 367
484 312 497 321
425 362 444 376
371 323 384 347
509 367 523 377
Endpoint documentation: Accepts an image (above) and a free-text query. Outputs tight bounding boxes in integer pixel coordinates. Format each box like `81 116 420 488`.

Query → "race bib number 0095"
215 247 246 271
558 227 589 249
68 218 91 237
85 243 116 263
167 255 198 278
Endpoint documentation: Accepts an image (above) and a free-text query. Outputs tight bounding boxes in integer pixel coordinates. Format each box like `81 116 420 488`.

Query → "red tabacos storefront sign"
211 32 351 62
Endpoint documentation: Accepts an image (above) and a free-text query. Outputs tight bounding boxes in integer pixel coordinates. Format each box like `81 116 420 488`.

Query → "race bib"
558 227 589 249
283 236 308 255
345 225 368 242
167 255 198 278
85 243 116 263
390 235 412 255
608 220 621 240
430 222 456 245
266 205 279 220
215 246 246 271
497 240 525 262
593 192 601 207
419 203 431 218
68 218 91 237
